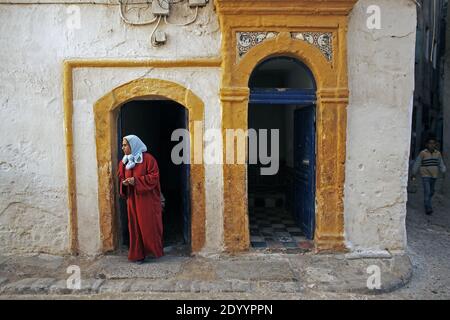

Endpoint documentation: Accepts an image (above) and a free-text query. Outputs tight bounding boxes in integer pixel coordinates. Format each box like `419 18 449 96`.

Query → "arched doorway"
117 99 190 254
247 56 317 250
94 78 206 254
218 3 353 253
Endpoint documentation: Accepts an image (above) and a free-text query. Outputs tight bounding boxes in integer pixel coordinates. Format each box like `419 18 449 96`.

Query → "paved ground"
383 181 450 299
0 251 412 298
0 181 449 300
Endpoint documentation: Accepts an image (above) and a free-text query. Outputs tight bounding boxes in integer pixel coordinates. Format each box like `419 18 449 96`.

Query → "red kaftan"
118 152 163 261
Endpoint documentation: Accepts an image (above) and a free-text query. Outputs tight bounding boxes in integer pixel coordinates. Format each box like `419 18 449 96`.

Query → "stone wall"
0 0 417 255
0 1 223 255
345 0 417 253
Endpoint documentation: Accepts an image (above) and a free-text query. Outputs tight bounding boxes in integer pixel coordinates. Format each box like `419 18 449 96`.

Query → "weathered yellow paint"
94 78 206 253
67 58 222 69
215 0 356 253
63 61 78 255
63 58 220 254
63 0 356 255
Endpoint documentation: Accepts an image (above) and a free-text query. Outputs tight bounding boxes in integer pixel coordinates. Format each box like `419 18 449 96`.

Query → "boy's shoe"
426 209 433 216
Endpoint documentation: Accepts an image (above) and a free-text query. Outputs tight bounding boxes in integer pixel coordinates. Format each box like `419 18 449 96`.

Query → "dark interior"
117 99 190 251
248 56 316 249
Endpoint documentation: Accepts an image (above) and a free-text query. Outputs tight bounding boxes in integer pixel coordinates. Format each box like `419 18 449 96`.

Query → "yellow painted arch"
233 32 336 89
219 29 350 252
93 78 206 253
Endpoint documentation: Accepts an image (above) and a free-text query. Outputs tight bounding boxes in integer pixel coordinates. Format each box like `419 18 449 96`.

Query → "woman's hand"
127 177 135 186
122 177 135 186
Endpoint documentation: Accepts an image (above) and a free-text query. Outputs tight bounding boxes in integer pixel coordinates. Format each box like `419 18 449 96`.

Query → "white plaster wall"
0 1 222 256
0 0 417 256
345 0 417 253
0 4 70 255
73 67 223 255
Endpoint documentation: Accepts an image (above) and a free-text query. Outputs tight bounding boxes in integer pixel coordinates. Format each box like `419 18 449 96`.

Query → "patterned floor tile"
248 202 307 250
283 242 299 248
290 232 303 236
251 242 267 248
277 236 294 243
274 232 291 237
287 227 303 232
250 236 265 242
265 241 285 249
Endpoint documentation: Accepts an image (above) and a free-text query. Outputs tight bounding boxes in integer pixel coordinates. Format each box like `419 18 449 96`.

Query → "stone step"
0 254 413 296
0 278 303 295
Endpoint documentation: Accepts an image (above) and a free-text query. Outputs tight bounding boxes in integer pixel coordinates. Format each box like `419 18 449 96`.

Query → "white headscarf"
122 135 147 170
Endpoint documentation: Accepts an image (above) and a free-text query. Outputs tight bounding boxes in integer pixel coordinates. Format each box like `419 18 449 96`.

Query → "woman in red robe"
118 134 163 263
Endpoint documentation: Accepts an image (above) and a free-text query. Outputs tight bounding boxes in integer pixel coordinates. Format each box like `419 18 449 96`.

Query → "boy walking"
412 137 447 215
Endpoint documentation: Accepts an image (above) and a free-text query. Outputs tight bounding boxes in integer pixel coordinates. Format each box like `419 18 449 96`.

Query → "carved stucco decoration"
291 32 333 62
236 32 279 60
237 31 333 63
216 0 357 254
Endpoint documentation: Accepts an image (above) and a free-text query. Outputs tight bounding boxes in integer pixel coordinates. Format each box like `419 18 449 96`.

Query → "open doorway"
247 56 317 251
117 99 190 255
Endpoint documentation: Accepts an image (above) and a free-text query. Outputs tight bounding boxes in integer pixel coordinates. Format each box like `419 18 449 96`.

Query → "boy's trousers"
422 177 437 212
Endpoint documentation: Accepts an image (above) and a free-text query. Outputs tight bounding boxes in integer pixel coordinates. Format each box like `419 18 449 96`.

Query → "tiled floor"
249 207 311 250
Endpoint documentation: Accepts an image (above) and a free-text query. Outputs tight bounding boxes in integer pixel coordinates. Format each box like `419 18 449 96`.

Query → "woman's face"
122 138 131 155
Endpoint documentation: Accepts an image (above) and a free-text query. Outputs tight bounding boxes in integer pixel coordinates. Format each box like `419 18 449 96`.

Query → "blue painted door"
117 110 129 246
294 105 316 239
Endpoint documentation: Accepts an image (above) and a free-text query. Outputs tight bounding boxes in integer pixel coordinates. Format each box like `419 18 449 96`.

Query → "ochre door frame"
93 78 206 253
215 0 356 253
